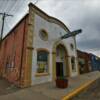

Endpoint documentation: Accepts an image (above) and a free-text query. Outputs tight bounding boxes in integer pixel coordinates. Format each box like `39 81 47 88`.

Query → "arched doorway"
52 43 69 80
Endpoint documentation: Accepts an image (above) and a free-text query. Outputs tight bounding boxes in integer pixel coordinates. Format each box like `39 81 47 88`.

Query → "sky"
0 0 100 56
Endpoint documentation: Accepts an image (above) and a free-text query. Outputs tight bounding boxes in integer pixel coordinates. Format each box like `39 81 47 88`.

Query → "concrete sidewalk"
0 78 20 96
31 71 100 100
0 71 100 100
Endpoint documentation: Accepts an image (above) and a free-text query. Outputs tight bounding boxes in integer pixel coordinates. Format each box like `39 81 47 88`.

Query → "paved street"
0 72 100 100
72 78 100 100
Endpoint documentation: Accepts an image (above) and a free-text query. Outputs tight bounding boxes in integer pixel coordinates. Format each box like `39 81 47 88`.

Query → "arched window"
37 50 49 73
71 57 76 71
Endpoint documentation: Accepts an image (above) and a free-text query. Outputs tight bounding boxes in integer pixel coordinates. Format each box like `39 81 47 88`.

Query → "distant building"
90 54 100 71
77 50 91 74
0 3 79 87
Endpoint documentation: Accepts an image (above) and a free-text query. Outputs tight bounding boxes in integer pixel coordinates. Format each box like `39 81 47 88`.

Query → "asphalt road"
72 78 100 100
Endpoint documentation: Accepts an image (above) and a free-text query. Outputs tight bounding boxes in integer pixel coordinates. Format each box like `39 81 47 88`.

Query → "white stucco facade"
31 11 79 85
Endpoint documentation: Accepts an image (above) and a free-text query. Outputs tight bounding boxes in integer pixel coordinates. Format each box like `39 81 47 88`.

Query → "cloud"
36 0 100 55
0 0 100 56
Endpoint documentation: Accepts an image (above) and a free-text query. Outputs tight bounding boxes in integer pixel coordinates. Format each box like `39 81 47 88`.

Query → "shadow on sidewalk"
0 78 20 96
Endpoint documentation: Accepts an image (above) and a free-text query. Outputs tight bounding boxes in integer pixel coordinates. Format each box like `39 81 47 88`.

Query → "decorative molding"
36 48 50 53
28 3 70 32
27 46 34 50
35 73 50 77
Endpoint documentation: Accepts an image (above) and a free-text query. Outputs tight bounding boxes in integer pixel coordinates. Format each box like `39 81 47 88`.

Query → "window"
70 43 74 50
39 29 48 41
37 50 49 73
71 57 76 71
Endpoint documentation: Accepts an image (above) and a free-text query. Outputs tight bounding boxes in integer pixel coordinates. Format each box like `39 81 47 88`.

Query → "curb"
62 78 97 100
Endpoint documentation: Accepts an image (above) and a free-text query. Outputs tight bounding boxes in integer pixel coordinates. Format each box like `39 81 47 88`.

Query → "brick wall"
0 14 29 87
77 50 91 74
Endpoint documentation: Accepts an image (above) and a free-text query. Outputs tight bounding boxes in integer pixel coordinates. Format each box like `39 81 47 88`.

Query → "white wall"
31 14 78 85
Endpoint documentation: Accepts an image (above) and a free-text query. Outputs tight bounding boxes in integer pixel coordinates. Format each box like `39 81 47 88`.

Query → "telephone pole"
0 13 13 41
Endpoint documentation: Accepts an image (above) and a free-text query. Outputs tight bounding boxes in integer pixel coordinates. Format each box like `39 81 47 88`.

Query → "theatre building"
0 3 79 87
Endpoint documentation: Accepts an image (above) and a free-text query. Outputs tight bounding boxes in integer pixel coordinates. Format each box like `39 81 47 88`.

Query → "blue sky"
0 0 100 56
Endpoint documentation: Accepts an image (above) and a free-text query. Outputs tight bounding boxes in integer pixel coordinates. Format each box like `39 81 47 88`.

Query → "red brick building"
77 50 91 74
0 14 29 87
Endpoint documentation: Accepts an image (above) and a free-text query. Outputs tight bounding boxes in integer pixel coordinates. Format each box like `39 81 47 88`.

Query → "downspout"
18 16 27 81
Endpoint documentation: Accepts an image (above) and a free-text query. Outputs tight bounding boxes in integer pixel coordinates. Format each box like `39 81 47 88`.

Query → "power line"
0 0 40 40
34 0 39 4
5 19 11 29
0 13 13 41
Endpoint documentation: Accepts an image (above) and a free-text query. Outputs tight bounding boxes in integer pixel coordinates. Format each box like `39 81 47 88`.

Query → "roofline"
2 2 70 42
77 49 90 55
29 3 70 32
2 13 29 42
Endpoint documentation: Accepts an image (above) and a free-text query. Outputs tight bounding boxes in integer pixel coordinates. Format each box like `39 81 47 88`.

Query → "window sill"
35 73 50 77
